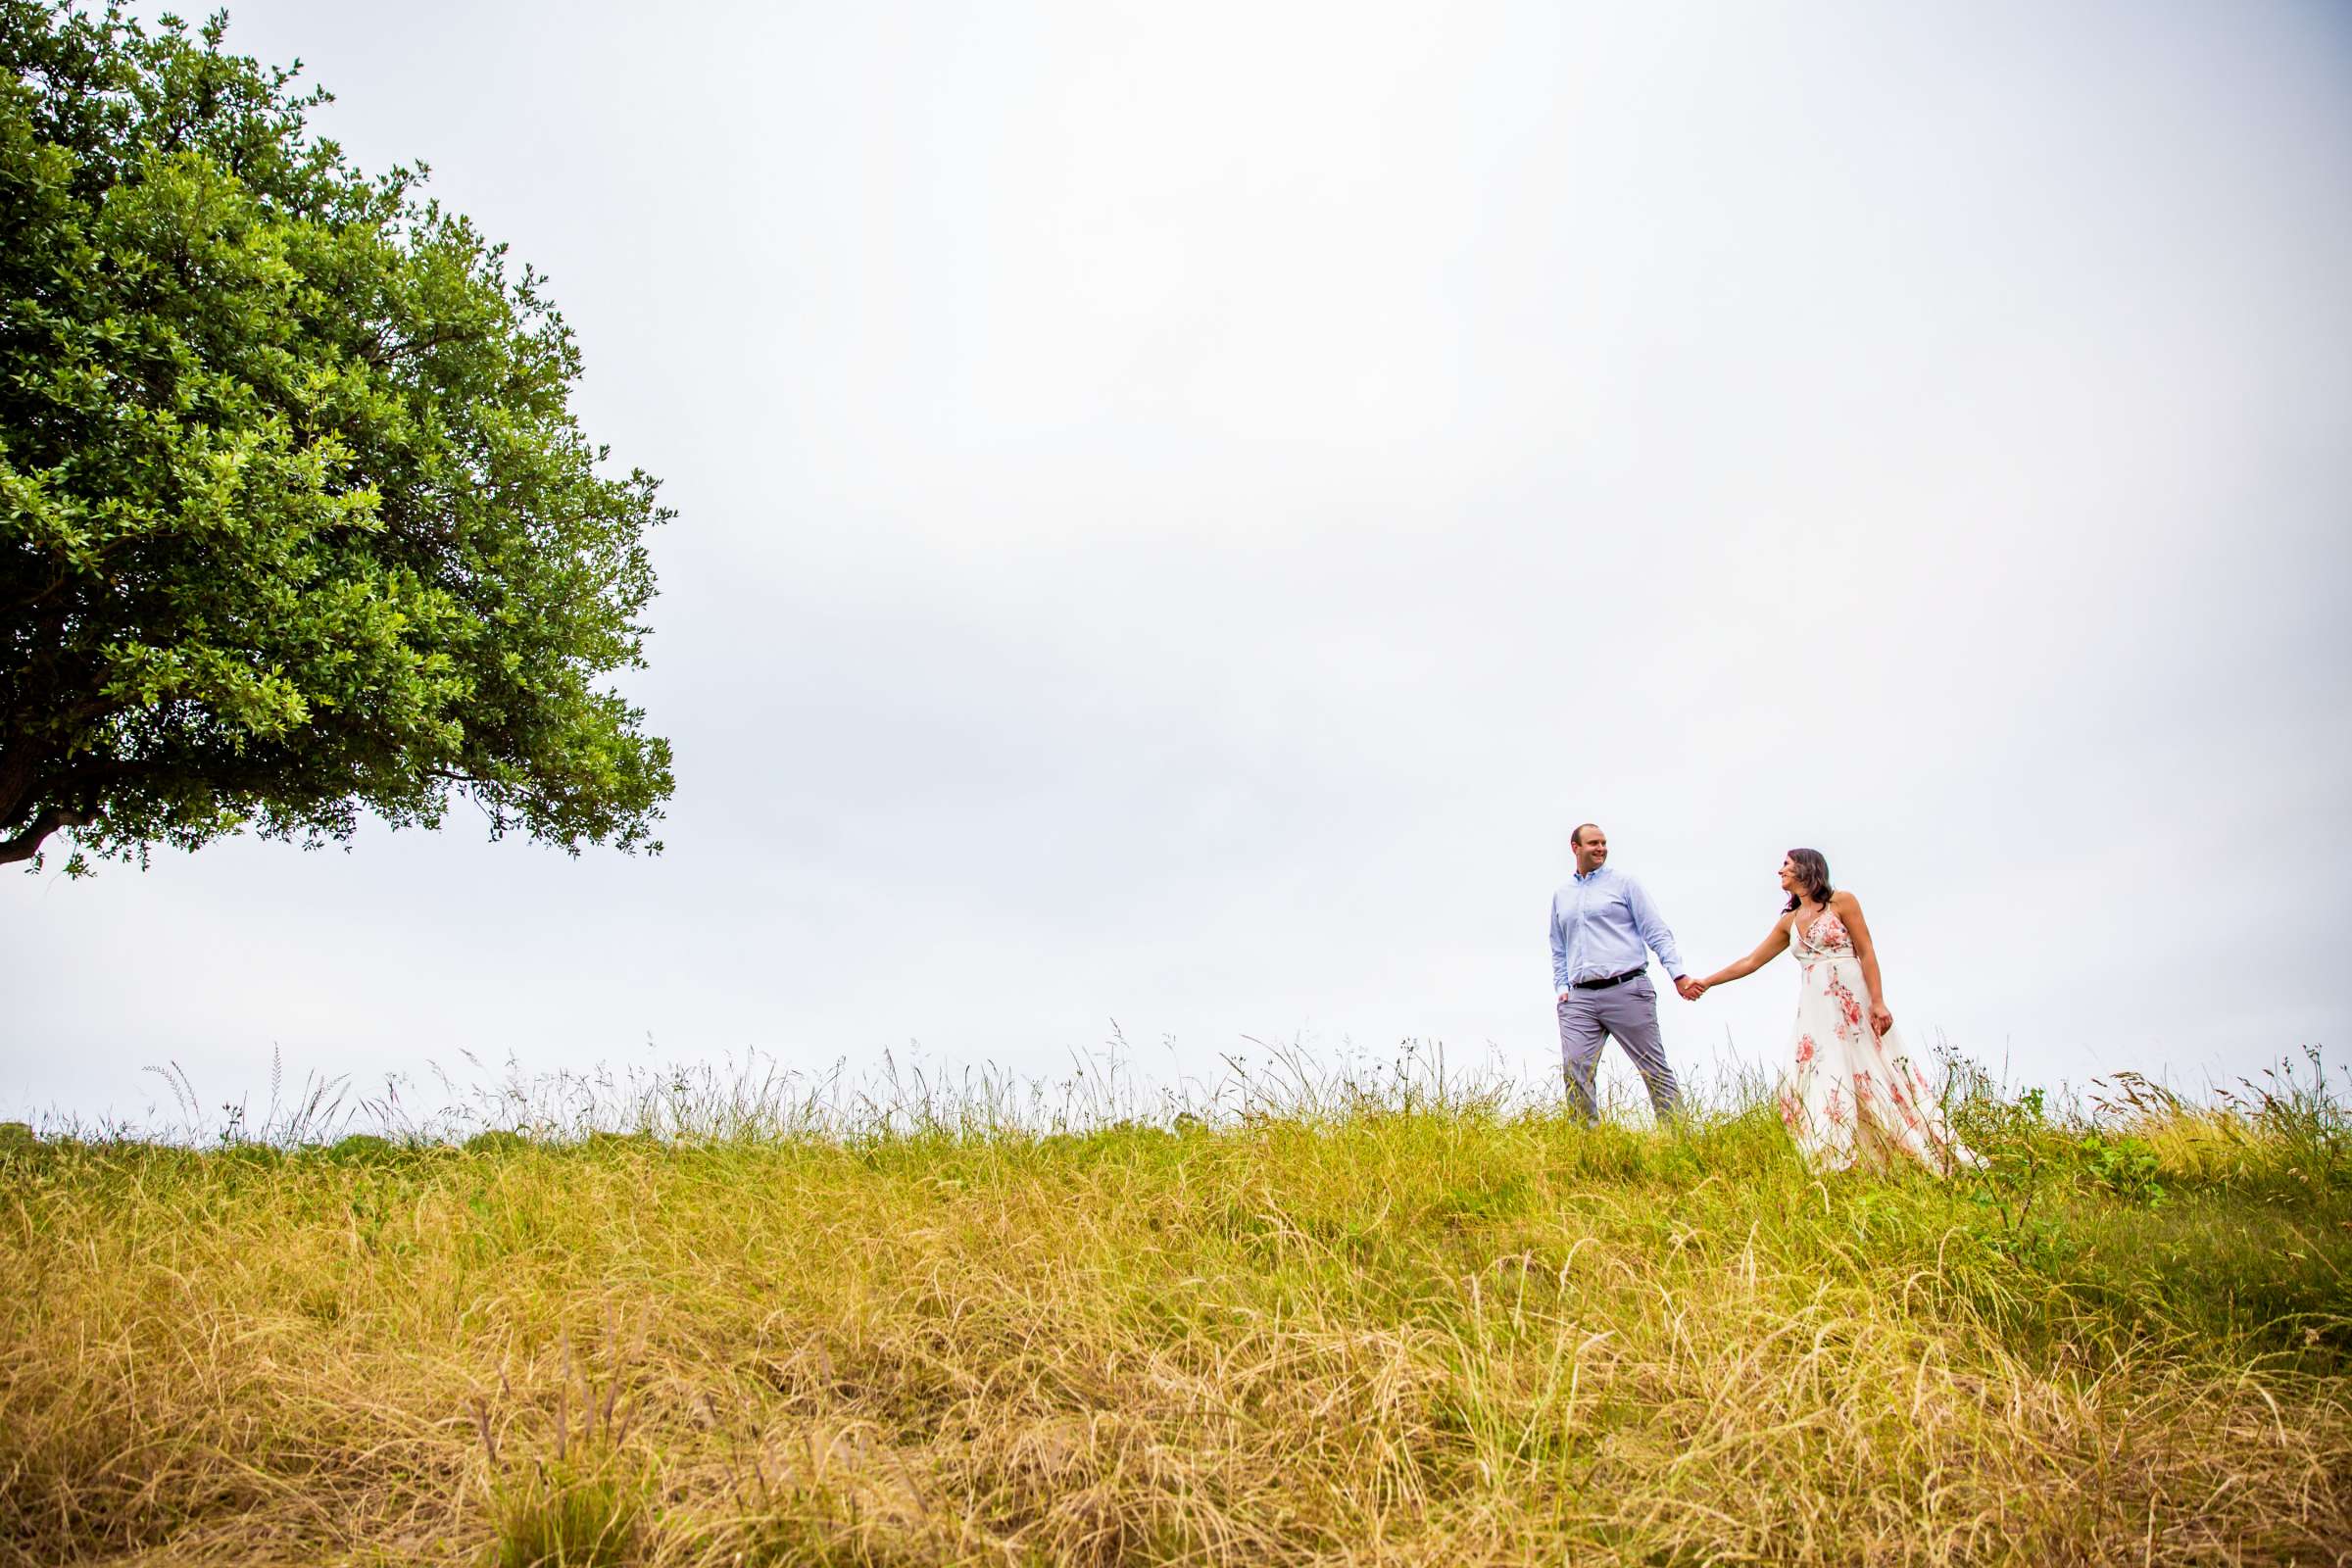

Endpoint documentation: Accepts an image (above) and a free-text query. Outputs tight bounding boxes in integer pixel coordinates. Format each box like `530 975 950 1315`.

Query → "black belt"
1572 967 1645 991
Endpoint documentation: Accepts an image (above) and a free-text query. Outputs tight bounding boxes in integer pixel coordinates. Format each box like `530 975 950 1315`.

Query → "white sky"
7 1 2350 1126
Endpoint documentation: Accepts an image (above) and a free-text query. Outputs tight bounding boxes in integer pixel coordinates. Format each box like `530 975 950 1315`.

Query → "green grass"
1 1050 2346 1565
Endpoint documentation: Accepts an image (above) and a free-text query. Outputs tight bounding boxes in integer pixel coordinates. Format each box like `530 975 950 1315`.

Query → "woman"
1690 850 1977 1174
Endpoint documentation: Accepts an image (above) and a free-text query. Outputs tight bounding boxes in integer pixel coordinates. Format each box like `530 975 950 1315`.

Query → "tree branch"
357 326 485 367
2 566 72 615
0 805 100 865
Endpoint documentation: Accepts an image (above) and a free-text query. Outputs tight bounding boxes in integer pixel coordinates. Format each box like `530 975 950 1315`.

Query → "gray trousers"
1556 973 1682 1123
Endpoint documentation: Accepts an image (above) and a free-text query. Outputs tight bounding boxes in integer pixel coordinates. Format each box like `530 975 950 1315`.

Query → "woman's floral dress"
1778 909 1979 1174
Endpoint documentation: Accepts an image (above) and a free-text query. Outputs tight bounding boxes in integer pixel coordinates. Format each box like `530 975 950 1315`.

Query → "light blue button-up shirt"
1550 866 1687 991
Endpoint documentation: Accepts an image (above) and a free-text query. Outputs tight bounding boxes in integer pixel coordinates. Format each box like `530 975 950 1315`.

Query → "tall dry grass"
2 1046 2346 1566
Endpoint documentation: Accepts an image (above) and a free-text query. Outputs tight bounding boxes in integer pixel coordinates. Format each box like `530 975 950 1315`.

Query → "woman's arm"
1693 915 1792 993
1833 890 1893 1035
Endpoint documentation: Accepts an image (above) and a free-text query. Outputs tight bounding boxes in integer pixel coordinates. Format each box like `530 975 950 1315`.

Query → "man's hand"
1675 976 1707 1002
1557 989 1574 1005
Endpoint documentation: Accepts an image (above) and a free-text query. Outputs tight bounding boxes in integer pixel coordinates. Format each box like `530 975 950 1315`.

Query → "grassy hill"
2 1053 2347 1566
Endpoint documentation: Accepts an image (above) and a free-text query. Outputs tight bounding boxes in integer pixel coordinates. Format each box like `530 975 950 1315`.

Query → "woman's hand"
1870 1002 1893 1037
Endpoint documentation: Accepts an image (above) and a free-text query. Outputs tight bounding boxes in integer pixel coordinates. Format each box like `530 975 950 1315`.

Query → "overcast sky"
8 0 2350 1128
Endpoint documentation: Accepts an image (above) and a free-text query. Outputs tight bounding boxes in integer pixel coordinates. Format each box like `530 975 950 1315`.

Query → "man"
1550 822 1698 1123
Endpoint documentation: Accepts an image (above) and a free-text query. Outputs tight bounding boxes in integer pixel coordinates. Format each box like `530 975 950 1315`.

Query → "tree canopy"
1 2 672 874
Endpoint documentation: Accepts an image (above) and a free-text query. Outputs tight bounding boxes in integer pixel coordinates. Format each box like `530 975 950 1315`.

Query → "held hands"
1870 1002 1893 1036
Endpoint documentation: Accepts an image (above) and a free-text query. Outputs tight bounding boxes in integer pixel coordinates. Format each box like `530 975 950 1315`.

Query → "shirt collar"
1573 865 1610 882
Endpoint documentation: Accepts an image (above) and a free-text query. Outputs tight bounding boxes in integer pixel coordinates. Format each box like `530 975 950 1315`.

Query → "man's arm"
1549 892 1571 995
1624 877 1690 990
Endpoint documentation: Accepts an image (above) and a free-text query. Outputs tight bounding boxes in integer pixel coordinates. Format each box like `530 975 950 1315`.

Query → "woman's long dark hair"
1783 848 1834 912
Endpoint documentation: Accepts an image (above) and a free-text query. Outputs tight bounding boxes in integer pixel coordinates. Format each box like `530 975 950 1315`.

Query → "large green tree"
1 3 672 874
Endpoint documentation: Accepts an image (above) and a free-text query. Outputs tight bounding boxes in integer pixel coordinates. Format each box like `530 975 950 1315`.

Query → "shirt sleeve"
1624 876 1686 978
1549 892 1570 992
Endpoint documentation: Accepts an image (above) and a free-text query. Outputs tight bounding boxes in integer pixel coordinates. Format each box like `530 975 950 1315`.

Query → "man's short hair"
1571 822 1601 847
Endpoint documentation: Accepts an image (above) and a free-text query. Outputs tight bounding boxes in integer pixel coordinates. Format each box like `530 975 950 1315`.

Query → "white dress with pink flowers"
1777 908 1979 1174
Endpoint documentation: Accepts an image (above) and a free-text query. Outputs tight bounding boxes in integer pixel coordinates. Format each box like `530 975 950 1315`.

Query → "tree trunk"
0 742 38 834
